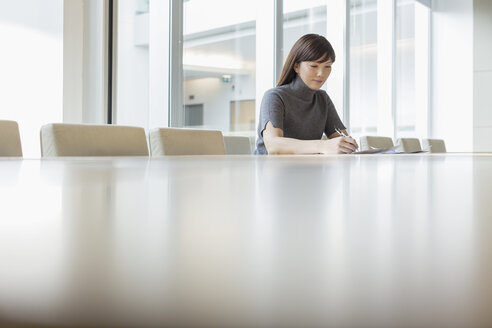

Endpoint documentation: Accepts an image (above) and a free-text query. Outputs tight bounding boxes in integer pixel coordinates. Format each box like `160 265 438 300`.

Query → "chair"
223 136 252 155
359 136 394 151
395 138 422 153
149 128 226 156
249 136 256 153
421 138 446 153
0 120 23 157
40 123 149 157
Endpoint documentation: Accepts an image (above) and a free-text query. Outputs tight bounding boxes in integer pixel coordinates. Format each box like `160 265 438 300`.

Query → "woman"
254 34 358 155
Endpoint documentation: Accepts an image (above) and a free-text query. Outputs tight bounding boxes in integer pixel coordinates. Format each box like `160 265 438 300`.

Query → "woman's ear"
294 62 299 74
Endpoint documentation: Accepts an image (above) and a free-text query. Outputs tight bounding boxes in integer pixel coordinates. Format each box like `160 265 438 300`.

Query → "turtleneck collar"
288 74 317 101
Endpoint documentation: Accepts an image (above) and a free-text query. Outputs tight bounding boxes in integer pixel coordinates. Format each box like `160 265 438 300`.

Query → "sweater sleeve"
323 93 346 137
259 89 285 135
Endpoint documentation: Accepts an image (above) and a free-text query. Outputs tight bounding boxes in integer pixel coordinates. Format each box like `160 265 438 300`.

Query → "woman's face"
294 57 332 90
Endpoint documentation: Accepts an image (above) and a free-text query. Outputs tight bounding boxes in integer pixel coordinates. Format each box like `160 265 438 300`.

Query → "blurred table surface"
0 154 491 327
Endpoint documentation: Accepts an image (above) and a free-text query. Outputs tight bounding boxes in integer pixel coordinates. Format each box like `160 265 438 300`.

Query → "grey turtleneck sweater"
254 75 345 155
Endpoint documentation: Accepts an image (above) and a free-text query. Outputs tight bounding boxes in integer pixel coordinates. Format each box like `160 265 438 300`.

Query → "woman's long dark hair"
277 34 335 87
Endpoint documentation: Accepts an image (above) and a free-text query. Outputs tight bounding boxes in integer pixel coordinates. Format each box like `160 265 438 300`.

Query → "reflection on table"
0 155 491 327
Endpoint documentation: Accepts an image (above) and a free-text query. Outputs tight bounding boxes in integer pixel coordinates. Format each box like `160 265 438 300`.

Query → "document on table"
353 146 427 154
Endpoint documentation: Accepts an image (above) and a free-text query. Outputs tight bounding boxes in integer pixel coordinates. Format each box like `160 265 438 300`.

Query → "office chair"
395 138 422 153
421 138 446 153
40 123 149 157
0 120 23 157
359 136 394 151
223 135 252 155
149 127 226 156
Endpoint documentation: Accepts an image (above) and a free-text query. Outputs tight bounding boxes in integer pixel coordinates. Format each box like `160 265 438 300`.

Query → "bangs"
297 39 335 63
314 53 330 63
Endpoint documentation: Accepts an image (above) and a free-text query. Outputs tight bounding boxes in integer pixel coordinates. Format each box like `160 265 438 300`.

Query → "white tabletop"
0 155 491 327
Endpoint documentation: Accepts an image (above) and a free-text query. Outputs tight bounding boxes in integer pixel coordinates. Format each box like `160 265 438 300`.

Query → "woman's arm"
263 122 358 154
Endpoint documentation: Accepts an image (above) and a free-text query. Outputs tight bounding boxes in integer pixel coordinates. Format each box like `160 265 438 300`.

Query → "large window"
281 0 430 141
0 0 63 157
112 0 431 143
181 0 257 135
349 0 430 140
115 0 258 136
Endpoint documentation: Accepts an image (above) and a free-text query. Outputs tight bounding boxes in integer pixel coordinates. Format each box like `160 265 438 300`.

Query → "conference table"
0 154 491 327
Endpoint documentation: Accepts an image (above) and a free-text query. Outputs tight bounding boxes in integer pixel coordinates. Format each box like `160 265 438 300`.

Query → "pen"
335 127 347 137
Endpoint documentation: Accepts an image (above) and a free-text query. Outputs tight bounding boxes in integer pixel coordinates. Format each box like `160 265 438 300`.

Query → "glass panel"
182 0 257 135
396 0 415 137
396 0 430 138
283 0 329 63
349 0 378 138
0 0 63 157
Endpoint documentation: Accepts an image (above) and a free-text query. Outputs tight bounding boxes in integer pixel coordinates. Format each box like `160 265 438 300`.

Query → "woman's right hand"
320 136 358 154
262 121 359 155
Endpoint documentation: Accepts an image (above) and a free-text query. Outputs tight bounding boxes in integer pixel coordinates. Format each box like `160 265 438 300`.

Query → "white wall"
432 0 474 152
473 0 492 152
0 0 63 158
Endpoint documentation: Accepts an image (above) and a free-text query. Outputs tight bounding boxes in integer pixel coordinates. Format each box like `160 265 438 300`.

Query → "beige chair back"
359 136 394 151
0 120 23 157
40 123 149 157
249 136 256 153
421 138 446 153
395 138 422 153
223 136 252 155
149 128 226 156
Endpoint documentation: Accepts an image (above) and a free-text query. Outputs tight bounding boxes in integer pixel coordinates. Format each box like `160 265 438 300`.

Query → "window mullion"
169 0 184 127
274 0 283 83
255 1 277 128
344 0 350 128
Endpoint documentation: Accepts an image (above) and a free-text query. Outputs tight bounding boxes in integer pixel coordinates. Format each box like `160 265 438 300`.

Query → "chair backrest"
249 136 256 153
359 136 394 151
395 138 422 153
149 128 226 156
421 138 446 153
223 136 252 155
40 123 149 157
0 120 23 157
